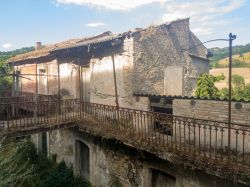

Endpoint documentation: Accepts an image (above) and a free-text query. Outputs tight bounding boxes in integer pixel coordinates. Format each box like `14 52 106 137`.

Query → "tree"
0 58 12 97
220 87 229 99
219 75 250 101
243 85 250 101
0 46 34 97
232 74 245 100
195 73 225 98
232 74 245 88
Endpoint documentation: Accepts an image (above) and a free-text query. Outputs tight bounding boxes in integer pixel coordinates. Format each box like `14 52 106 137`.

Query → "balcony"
0 97 249 178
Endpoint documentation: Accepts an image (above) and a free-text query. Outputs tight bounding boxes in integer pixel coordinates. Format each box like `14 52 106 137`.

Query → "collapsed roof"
8 18 207 64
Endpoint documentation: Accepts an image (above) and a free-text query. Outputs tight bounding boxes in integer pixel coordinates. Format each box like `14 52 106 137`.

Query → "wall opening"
75 140 90 181
164 66 183 95
150 97 173 135
41 132 48 154
151 169 176 187
38 68 48 94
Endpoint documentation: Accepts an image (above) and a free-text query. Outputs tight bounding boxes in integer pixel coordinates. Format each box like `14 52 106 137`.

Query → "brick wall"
173 99 250 124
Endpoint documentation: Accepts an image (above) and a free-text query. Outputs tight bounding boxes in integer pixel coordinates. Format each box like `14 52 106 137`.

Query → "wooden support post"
11 62 15 97
78 60 82 119
11 62 15 117
111 54 120 121
16 65 19 96
111 54 119 108
57 59 61 114
34 62 38 120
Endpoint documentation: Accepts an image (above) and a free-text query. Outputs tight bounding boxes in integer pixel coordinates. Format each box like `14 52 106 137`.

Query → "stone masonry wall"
173 99 250 124
133 19 208 96
48 128 145 187
44 128 247 187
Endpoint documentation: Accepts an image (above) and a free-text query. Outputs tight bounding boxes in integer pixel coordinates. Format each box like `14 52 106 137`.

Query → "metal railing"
0 98 249 171
79 102 250 170
0 98 79 133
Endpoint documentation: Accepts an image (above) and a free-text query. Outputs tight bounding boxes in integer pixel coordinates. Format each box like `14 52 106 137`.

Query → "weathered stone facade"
89 38 136 108
32 128 247 187
13 18 209 108
133 19 208 96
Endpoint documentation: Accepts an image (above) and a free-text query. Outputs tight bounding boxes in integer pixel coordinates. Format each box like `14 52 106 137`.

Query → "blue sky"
0 0 249 51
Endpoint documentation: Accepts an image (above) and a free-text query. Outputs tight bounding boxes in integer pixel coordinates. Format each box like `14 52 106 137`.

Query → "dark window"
151 169 176 187
42 132 47 154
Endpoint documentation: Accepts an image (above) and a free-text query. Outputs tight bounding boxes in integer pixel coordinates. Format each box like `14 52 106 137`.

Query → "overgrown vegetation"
0 138 91 187
0 47 34 97
109 175 123 187
0 59 12 96
194 73 225 99
195 73 250 101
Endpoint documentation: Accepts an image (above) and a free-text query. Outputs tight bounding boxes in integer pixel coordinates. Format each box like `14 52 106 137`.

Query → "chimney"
35 42 42 50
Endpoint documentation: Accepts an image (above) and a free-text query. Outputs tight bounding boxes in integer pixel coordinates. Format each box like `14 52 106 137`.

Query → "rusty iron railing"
0 98 249 171
79 102 250 171
0 98 79 134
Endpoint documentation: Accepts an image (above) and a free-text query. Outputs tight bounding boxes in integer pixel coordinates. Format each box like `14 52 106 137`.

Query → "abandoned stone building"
1 18 249 186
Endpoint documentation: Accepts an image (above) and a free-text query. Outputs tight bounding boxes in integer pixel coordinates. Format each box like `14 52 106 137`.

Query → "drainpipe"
78 59 82 119
35 62 38 120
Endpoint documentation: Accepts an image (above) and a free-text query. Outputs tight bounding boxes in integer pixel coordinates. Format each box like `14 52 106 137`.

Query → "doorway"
75 140 90 181
151 169 176 187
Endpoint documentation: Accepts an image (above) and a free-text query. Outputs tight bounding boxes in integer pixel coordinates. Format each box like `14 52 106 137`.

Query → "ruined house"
9 18 209 106
4 18 249 187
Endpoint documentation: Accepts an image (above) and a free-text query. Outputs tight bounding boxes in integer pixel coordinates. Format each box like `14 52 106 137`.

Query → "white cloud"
161 0 245 36
55 0 168 10
2 43 12 49
192 28 213 36
86 22 106 27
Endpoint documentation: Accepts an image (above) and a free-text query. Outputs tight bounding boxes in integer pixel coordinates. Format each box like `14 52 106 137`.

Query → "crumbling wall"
89 38 149 110
45 128 247 187
48 128 144 186
37 59 58 95
47 60 58 95
59 63 79 99
133 19 208 96
18 64 36 94
16 59 60 96
185 56 210 95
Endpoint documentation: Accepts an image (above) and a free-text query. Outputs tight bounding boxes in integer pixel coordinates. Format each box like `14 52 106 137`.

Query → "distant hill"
215 52 250 68
209 43 250 89
0 47 35 63
210 43 250 68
